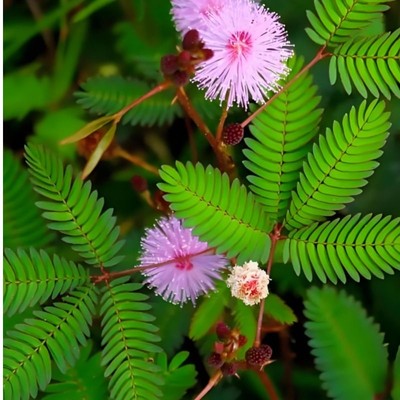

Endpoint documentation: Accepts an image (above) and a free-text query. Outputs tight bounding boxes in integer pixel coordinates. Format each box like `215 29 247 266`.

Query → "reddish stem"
91 248 215 284
241 48 330 128
215 102 229 143
193 371 223 400
113 80 172 124
255 370 280 400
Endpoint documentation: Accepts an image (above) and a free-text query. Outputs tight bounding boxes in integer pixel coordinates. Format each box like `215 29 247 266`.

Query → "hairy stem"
241 47 330 128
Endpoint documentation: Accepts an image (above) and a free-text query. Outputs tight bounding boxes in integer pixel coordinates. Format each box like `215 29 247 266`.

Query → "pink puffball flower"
226 261 270 306
139 216 227 305
193 0 293 109
171 0 225 34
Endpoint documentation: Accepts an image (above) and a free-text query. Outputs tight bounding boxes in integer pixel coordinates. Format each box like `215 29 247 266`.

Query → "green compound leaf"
304 286 388 400
75 75 180 127
189 283 230 341
155 352 197 400
305 0 390 47
285 99 390 231
4 150 54 249
244 55 322 222
3 285 98 400
25 144 125 268
100 278 163 400
264 294 297 325
42 341 108 400
329 28 400 99
158 161 273 263
3 248 90 317
283 214 400 283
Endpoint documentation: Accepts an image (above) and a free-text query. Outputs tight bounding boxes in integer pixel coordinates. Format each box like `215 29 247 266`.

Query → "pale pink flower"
139 216 227 305
226 261 270 306
193 0 293 109
171 0 225 34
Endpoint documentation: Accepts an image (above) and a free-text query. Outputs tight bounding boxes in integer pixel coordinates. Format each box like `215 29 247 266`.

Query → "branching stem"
193 371 223 400
241 47 330 128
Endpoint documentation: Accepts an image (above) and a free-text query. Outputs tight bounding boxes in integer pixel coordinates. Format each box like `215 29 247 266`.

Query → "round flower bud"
222 123 244 146
245 345 273 369
160 54 179 76
221 362 238 376
172 70 190 86
182 29 201 50
216 322 231 340
207 352 224 368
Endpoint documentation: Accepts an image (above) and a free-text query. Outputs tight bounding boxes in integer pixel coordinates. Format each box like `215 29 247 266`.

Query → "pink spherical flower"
171 0 225 34
139 216 227 305
226 261 270 306
193 0 293 109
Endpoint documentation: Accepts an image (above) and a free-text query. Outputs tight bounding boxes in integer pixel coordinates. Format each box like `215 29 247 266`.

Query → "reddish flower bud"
207 352 224 368
131 175 148 193
178 50 192 67
172 70 189 86
216 322 231 340
161 54 179 75
202 48 214 61
245 345 273 369
222 123 244 146
238 335 247 347
221 362 238 376
182 29 201 50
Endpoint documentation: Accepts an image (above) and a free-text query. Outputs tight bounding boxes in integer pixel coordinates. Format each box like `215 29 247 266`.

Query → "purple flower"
192 0 293 109
139 216 227 305
171 0 225 34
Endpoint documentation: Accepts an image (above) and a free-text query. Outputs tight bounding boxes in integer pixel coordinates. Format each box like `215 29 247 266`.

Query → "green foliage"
75 76 181 127
4 248 89 316
155 352 197 400
232 300 257 355
305 0 390 47
304 286 388 400
100 278 163 400
189 283 229 341
25 144 125 267
284 213 400 283
243 56 322 222
264 294 297 325
4 285 98 400
159 162 273 263
329 28 400 99
42 341 108 400
393 348 400 400
3 150 53 249
284 99 390 230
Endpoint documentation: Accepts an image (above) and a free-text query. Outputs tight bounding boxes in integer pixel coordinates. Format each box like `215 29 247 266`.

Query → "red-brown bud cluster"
160 29 214 86
206 322 247 378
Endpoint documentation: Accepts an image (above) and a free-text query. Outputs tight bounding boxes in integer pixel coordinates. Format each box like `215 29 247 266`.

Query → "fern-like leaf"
304 286 388 399
75 76 181 127
42 341 108 400
305 0 390 47
329 29 400 99
243 56 322 222
4 248 89 316
285 99 390 231
158 162 273 263
4 150 53 249
100 278 163 400
25 144 124 267
4 285 97 400
283 213 400 283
